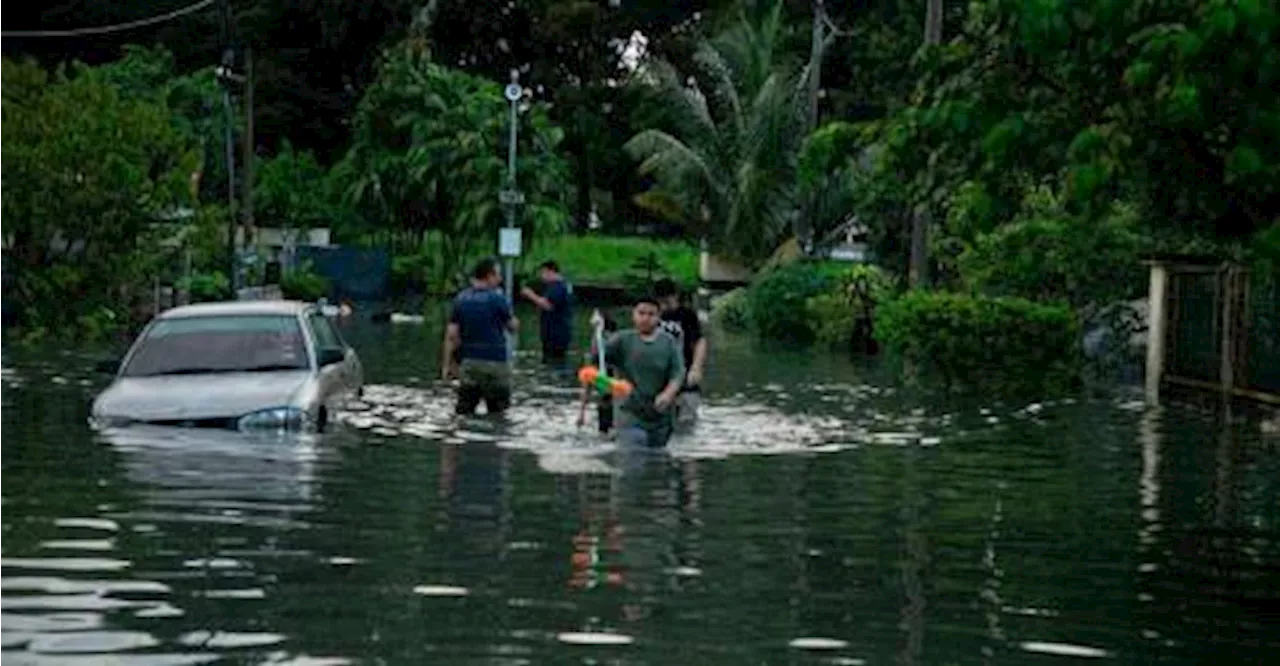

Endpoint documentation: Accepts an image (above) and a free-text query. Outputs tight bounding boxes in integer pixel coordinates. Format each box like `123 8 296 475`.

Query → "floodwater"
3 308 1278 665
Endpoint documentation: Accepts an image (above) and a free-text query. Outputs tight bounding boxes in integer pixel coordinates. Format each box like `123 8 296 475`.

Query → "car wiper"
240 363 307 372
136 367 234 377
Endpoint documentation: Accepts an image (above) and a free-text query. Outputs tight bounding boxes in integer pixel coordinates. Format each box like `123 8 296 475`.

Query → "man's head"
652 278 679 312
471 257 502 288
632 295 662 335
538 260 560 283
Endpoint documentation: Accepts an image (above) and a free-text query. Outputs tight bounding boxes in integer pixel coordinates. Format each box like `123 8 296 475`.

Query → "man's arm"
655 338 686 410
520 285 553 311
686 313 707 385
441 322 461 379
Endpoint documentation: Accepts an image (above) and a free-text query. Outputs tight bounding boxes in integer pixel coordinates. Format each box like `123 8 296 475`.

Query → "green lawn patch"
523 234 699 288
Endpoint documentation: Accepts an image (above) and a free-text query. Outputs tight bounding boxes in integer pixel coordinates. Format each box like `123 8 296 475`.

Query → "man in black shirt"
653 278 707 427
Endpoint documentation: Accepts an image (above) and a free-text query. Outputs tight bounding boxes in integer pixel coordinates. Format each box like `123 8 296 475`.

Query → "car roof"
157 300 315 320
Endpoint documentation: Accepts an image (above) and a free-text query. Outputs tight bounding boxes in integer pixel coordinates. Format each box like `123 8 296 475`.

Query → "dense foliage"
806 265 894 349
6 0 1278 354
745 261 835 341
2 57 200 341
336 39 572 292
875 291 1082 388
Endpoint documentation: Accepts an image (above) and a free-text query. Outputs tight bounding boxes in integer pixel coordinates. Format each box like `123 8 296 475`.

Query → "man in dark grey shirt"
600 295 685 448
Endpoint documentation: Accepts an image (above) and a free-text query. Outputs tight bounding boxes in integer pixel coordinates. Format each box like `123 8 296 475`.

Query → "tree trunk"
909 0 944 288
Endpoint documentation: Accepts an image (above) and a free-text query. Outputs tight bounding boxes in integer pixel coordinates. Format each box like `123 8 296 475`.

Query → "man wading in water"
519 259 574 369
653 278 707 427
592 295 685 448
441 258 519 416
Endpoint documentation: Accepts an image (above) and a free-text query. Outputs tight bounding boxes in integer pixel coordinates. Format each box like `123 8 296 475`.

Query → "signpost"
500 71 524 364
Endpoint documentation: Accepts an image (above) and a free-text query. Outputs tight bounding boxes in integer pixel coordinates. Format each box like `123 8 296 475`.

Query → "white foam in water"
257 656 353 666
39 539 115 551
179 631 286 649
1 557 131 572
53 518 120 532
664 566 703 577
788 637 850 650
135 603 185 618
1019 642 1110 658
336 382 1032 470
182 557 244 570
26 630 161 654
556 632 634 646
327 556 359 565
412 585 469 597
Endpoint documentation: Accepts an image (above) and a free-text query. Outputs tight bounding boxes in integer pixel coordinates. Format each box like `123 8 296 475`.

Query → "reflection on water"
3 315 1279 664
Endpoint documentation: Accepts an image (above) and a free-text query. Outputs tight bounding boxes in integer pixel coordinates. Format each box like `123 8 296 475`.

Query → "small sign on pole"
499 227 523 258
499 189 525 206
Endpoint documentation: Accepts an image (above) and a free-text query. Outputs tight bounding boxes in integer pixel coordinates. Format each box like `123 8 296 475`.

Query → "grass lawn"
523 235 700 288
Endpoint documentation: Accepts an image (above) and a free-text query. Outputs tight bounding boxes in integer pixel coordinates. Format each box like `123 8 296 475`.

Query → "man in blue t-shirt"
441 258 519 415
520 259 574 366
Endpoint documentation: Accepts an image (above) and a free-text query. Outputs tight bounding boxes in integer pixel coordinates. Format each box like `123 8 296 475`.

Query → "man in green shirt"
599 295 686 448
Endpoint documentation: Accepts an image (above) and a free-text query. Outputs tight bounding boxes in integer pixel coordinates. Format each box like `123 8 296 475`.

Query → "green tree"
336 38 572 291
624 0 805 265
85 45 232 207
255 139 354 231
2 56 199 340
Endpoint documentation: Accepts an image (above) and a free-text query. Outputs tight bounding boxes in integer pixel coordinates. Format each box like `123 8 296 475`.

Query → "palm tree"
623 0 807 266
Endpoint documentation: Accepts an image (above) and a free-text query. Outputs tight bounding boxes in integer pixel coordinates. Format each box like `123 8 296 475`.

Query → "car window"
122 315 309 377
309 313 342 350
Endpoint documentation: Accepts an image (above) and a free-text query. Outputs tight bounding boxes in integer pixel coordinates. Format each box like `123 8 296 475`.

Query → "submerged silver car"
91 300 363 432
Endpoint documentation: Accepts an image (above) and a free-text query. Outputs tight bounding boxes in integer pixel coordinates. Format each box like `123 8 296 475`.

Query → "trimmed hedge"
874 290 1081 386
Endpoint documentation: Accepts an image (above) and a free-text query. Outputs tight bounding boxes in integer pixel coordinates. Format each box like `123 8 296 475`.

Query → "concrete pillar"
1144 262 1168 404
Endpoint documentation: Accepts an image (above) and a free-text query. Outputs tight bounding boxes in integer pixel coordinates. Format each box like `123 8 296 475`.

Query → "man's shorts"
456 359 511 416
615 409 674 448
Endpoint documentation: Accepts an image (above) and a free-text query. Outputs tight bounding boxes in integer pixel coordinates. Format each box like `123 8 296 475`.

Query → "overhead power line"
2 0 217 38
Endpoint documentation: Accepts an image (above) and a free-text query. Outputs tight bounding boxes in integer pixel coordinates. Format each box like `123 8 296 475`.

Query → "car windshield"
121 314 310 377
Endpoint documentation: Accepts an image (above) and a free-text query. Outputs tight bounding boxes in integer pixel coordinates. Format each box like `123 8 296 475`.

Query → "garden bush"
874 290 1081 387
747 261 835 341
805 265 895 349
280 261 330 302
178 270 231 303
711 287 751 330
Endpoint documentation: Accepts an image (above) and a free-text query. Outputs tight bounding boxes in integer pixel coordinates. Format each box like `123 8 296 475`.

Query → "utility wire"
2 0 217 38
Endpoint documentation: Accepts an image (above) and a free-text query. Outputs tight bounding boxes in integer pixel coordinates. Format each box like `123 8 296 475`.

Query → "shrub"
391 251 431 294
875 290 1081 387
805 265 895 349
958 205 1145 313
280 261 330 302
178 270 231 303
711 287 751 330
747 261 835 341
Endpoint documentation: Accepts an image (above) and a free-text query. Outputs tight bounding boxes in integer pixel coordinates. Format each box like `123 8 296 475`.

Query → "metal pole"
223 85 238 295
242 46 255 270
502 73 520 364
503 88 517 307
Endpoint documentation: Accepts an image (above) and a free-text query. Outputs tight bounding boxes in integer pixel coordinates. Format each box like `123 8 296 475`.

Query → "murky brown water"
3 310 1278 664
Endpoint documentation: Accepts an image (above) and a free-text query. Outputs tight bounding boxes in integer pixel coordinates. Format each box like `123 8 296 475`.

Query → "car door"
307 311 358 409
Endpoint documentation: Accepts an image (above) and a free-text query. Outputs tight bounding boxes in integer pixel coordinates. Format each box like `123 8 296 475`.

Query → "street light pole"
499 70 525 365
504 70 519 305
220 49 239 294
242 46 255 264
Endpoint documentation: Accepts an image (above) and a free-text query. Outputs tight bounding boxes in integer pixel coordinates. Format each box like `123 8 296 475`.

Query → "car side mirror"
318 347 346 367
94 358 120 374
